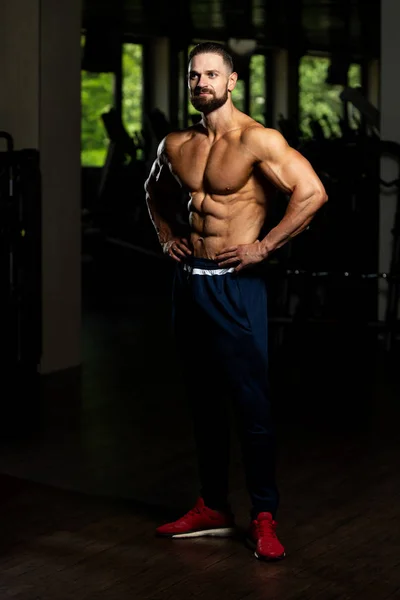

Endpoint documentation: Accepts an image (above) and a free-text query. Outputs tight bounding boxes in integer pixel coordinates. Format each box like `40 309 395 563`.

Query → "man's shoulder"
241 124 285 144
240 124 289 160
158 127 198 158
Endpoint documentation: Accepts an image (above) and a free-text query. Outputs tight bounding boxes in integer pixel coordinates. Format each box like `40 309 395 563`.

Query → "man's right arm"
144 139 191 260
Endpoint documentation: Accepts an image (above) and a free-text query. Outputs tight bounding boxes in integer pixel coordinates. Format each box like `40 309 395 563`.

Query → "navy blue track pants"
172 256 279 519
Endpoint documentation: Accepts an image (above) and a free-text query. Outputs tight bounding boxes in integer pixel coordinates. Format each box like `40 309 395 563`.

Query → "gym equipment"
0 131 42 434
340 86 380 134
380 141 400 351
82 107 161 259
267 133 400 353
97 107 143 204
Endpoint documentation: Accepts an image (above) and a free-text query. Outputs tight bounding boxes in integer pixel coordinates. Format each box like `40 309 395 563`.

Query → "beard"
190 88 229 115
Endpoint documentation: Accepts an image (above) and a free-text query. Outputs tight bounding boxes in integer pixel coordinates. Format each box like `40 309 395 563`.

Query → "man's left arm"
216 127 328 271
251 127 328 254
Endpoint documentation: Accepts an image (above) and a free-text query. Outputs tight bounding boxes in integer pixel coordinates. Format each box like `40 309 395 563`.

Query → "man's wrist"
260 239 274 259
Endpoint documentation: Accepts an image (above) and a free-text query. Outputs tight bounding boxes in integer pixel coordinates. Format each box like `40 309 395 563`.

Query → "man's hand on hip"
216 241 268 272
162 237 192 262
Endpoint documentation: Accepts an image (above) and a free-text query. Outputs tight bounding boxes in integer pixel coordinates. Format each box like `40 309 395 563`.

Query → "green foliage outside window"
347 63 363 131
250 54 266 124
299 56 362 139
81 70 114 167
232 79 245 112
122 44 143 138
81 41 143 167
232 55 266 121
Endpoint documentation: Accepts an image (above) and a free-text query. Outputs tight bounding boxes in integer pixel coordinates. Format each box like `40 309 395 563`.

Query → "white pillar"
379 0 400 320
0 0 82 374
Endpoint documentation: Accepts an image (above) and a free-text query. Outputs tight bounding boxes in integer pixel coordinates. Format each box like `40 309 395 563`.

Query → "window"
250 54 266 124
347 63 362 131
299 56 343 139
81 38 144 167
299 55 363 140
232 79 245 112
81 36 115 167
81 70 115 167
122 43 143 144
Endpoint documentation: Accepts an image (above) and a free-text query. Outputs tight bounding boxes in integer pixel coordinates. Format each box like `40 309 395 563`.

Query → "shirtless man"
144 41 327 561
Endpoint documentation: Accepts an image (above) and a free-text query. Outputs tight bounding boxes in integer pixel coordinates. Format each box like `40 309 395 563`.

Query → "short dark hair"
188 42 234 73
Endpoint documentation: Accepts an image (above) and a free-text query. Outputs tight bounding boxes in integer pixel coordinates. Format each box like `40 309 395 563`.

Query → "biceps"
145 162 179 198
259 149 321 195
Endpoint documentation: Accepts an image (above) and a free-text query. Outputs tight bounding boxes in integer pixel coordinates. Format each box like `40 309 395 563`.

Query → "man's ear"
228 71 238 92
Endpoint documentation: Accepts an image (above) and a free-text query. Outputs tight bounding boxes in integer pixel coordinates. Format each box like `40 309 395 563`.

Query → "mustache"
194 87 214 96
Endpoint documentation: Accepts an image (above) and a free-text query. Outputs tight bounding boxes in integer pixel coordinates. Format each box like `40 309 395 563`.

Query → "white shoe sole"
247 536 286 561
169 527 236 539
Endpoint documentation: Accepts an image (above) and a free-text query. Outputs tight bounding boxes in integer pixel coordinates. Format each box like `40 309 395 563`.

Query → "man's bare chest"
169 140 254 195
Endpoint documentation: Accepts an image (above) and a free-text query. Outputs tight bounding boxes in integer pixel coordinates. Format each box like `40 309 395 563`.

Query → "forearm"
261 188 327 253
146 194 187 247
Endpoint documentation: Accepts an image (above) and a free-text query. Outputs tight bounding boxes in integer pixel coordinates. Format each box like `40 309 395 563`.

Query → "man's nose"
197 74 209 87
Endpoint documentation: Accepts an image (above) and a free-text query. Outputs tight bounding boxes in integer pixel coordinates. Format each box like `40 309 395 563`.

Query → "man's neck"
200 101 238 139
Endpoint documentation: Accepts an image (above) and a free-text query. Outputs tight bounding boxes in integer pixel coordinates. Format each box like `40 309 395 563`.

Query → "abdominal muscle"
188 190 267 259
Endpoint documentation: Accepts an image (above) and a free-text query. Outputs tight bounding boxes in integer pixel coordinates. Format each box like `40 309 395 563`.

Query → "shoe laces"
186 506 203 518
256 518 277 540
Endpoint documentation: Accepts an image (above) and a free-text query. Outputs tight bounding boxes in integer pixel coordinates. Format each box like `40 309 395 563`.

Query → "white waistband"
183 264 235 276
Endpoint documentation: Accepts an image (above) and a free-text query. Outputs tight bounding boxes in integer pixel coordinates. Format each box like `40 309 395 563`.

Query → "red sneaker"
247 512 286 561
156 497 236 539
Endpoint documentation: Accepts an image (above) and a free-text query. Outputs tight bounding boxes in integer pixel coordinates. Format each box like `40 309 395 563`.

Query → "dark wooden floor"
1 244 400 600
